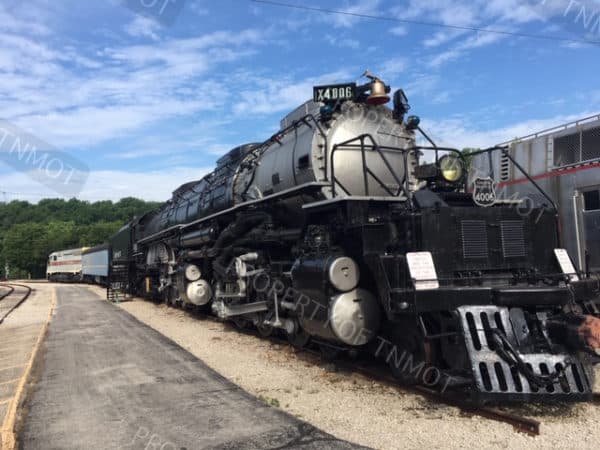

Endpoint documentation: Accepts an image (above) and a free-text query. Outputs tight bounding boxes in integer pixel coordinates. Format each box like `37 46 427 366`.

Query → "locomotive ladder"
107 264 130 303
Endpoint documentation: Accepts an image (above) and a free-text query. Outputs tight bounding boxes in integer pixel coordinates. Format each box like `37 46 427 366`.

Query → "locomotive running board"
137 182 329 245
457 305 593 402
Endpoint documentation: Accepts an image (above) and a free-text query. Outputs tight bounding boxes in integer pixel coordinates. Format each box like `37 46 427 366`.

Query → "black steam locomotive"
109 72 600 403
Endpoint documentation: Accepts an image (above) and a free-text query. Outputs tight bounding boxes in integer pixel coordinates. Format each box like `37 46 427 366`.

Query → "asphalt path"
20 285 366 450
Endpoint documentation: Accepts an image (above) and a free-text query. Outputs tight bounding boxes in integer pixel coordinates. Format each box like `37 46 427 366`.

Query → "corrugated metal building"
484 114 600 272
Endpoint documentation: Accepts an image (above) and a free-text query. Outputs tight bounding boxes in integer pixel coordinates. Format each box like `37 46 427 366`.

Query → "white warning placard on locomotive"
406 251 439 290
554 248 580 281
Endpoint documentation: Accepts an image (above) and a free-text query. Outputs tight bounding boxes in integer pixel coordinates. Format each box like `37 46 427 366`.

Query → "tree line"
0 198 160 279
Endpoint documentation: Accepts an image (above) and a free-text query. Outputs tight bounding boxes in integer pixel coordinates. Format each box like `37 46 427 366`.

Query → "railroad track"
346 363 541 436
0 284 15 301
149 300 544 436
282 343 541 436
0 283 33 324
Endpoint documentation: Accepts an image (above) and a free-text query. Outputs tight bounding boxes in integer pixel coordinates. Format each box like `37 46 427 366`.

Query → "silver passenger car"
475 115 600 273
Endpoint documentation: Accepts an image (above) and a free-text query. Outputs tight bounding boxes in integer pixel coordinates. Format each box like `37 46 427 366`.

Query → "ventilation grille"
461 220 488 259
500 220 526 258
582 126 600 162
500 153 511 181
554 132 580 166
554 126 600 167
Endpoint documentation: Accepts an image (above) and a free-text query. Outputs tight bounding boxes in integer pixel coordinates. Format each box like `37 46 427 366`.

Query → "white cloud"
0 165 213 202
124 16 162 41
0 10 267 149
423 29 468 47
389 25 408 36
428 29 507 67
233 70 353 116
299 0 381 28
403 74 442 98
377 57 407 81
389 0 560 66
188 0 210 16
484 0 544 23
325 0 382 28
423 111 599 149
324 34 360 49
0 1 51 36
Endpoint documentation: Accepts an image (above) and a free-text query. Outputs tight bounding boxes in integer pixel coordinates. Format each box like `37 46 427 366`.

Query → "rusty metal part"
578 315 600 353
347 363 541 436
413 385 540 436
547 314 600 355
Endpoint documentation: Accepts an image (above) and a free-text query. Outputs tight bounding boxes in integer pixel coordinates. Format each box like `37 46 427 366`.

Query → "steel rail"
0 283 33 324
322 358 541 436
0 285 15 301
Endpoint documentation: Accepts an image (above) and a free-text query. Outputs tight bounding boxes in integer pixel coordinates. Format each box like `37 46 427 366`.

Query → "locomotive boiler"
109 72 600 403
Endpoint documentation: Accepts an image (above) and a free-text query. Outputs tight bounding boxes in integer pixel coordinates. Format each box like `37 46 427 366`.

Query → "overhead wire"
251 0 600 46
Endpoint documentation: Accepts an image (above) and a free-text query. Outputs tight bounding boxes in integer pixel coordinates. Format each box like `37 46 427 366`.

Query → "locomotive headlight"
439 155 464 183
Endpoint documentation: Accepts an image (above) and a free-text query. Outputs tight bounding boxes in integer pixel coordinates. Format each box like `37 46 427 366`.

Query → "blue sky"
1 0 600 201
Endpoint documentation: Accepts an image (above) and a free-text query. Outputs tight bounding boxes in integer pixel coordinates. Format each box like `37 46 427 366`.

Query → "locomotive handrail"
330 134 410 199
467 145 558 211
403 145 466 162
329 139 558 211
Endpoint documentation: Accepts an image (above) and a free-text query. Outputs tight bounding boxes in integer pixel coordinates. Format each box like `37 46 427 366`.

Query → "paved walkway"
0 284 53 449
20 285 365 449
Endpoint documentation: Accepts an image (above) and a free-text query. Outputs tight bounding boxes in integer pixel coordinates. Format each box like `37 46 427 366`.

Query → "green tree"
0 197 159 279
3 223 48 277
461 147 480 174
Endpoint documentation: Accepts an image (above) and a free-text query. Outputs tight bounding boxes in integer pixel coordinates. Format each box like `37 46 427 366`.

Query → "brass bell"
364 70 390 106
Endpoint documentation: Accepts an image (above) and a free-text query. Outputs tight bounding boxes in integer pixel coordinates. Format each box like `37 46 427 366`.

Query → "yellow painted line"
1 287 55 450
0 379 19 387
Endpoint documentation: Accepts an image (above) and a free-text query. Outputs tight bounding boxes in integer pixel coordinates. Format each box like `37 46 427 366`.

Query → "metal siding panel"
82 249 110 277
583 210 600 271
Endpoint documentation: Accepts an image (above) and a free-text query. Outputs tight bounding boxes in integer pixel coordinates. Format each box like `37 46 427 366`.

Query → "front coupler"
457 305 594 402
